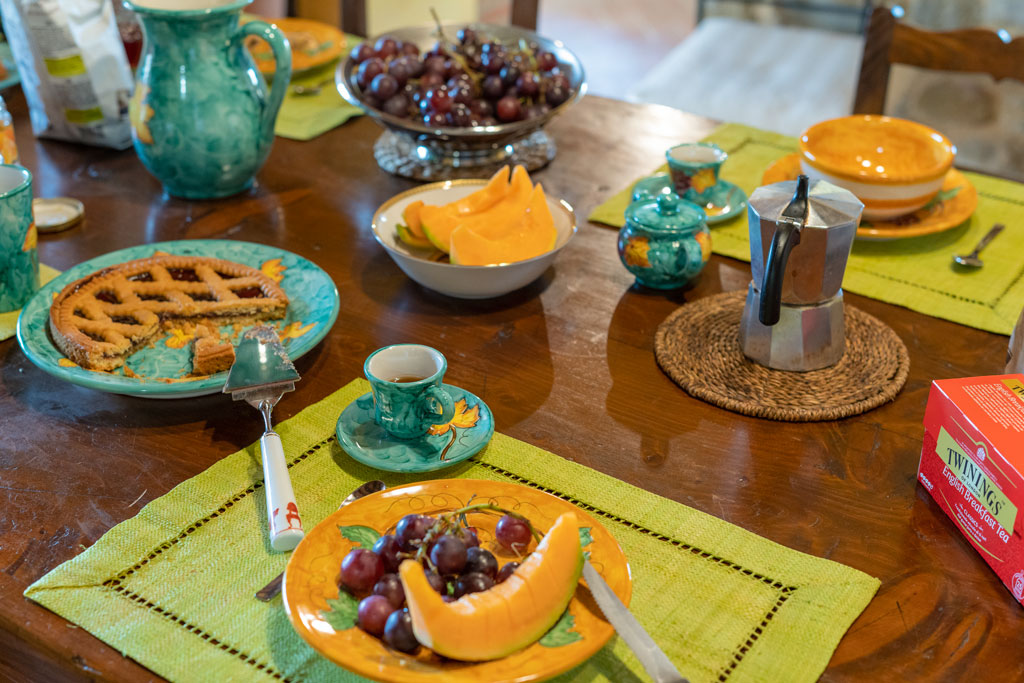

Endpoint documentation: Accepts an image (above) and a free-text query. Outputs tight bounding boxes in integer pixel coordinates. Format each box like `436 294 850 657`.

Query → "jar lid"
625 191 706 232
33 197 84 233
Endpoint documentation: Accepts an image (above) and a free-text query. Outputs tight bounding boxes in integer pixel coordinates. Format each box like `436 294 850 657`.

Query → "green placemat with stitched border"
25 378 879 683
589 123 1024 336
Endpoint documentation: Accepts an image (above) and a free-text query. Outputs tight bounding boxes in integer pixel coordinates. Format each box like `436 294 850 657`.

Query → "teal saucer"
336 384 494 473
631 174 747 225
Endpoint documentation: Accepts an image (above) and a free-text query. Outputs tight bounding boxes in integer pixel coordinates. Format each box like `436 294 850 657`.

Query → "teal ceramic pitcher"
125 0 291 199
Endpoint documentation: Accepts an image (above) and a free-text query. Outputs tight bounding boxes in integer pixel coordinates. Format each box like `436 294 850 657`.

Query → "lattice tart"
49 253 288 371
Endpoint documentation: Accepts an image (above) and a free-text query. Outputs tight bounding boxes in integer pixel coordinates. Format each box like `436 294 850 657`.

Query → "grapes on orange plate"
340 548 386 593
358 594 397 636
495 514 532 554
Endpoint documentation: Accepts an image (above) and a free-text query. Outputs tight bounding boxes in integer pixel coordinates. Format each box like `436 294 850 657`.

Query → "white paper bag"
0 0 133 149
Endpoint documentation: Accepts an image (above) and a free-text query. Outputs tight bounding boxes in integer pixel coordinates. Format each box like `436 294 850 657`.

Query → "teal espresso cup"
0 164 37 313
666 142 727 205
364 344 456 440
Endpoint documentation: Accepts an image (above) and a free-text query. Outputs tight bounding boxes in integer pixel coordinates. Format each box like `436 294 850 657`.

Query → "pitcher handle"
233 20 293 140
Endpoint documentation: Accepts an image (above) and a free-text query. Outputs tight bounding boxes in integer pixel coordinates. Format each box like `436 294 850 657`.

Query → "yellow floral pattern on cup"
690 168 717 195
22 222 36 252
623 236 651 268
129 84 155 145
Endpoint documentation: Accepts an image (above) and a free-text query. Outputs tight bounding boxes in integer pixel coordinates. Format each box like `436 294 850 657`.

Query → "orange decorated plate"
762 153 978 241
283 479 632 682
243 16 346 76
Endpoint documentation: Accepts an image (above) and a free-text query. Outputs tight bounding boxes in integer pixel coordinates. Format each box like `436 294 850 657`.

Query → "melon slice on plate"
420 166 512 251
399 511 583 661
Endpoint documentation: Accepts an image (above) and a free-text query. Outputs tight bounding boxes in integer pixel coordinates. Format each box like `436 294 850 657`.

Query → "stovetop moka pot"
739 175 863 371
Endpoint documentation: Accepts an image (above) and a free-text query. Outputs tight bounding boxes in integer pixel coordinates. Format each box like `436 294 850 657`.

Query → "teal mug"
666 142 727 205
364 344 456 440
0 164 37 312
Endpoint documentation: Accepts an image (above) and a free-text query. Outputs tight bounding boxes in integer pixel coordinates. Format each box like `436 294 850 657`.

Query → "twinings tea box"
919 374 1024 606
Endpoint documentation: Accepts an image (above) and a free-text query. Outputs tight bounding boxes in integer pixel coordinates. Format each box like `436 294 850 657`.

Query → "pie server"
224 325 304 552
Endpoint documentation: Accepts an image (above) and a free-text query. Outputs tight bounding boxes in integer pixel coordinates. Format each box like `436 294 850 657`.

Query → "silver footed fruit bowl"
335 22 586 180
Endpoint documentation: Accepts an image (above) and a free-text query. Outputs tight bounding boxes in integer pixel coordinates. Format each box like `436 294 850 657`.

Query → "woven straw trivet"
655 291 910 421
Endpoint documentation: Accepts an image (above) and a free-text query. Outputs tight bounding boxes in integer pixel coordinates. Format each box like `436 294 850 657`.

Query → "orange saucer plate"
243 17 346 76
282 479 632 683
762 153 978 240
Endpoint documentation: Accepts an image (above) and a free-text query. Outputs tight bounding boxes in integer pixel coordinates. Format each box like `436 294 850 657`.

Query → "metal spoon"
254 479 386 601
954 223 1005 268
291 77 334 96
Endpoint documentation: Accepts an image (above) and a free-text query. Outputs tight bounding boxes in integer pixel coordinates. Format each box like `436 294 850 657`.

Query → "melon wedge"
402 200 427 239
449 184 558 266
396 222 433 249
420 166 511 251
399 512 583 661
421 165 531 253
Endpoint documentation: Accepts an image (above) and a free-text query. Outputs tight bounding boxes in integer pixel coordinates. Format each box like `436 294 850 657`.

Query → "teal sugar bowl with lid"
618 191 710 289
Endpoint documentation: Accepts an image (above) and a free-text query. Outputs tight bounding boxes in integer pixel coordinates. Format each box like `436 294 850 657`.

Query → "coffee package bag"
0 0 133 149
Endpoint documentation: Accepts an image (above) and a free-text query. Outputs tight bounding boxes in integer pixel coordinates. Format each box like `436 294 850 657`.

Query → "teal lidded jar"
618 192 710 289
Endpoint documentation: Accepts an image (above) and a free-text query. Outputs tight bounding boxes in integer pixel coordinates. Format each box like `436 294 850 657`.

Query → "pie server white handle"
261 431 304 551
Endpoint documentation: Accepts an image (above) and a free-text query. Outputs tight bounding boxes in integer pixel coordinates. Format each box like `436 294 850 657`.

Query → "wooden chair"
337 0 539 37
854 6 1024 114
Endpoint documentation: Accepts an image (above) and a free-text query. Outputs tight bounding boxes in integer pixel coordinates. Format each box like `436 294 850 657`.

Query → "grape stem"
429 8 483 89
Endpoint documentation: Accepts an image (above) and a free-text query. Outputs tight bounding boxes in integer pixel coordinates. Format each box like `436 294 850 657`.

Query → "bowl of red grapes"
336 23 585 177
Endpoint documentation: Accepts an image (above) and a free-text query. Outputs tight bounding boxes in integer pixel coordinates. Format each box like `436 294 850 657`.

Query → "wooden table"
0 90 1019 682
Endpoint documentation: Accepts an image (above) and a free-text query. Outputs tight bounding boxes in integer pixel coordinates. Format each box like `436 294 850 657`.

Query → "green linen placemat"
274 36 364 141
589 123 1024 335
25 378 879 683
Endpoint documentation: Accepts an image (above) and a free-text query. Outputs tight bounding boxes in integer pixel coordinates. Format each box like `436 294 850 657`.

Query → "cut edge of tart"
190 324 237 377
49 253 288 372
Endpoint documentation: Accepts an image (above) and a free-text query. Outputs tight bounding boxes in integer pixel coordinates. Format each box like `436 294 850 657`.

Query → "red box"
919 374 1024 606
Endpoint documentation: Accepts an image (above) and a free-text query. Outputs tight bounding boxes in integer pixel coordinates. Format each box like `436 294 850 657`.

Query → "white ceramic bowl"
371 180 577 299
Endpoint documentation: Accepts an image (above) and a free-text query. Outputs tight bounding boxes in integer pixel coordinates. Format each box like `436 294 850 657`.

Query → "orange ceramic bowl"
799 115 955 220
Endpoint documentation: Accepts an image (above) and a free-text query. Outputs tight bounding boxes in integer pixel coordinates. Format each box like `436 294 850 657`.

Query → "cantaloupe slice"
402 200 426 239
449 184 558 266
399 512 583 661
420 166 511 251
396 222 434 249
421 166 533 253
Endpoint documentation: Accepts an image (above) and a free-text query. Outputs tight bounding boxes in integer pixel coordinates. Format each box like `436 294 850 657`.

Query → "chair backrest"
854 6 1024 114
339 0 539 37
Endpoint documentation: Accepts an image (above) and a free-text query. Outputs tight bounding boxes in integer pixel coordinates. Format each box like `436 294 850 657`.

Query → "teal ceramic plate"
336 385 494 472
16 239 339 399
633 174 747 225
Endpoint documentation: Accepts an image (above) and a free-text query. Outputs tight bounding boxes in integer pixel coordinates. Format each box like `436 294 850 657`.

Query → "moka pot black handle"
758 175 810 326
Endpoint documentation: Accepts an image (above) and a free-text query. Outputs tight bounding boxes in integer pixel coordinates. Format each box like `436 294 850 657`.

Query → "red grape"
516 72 540 98
537 51 558 71
374 36 398 60
495 96 522 123
496 561 520 583
424 55 447 74
424 569 445 594
383 609 420 653
453 572 494 598
418 71 444 90
383 93 410 118
482 51 505 74
482 74 504 99
372 573 406 608
430 534 467 574
358 594 397 636
395 514 434 550
495 515 532 553
356 57 385 89
351 42 375 64
369 73 398 100
457 27 477 45
399 41 420 57
499 64 520 87
428 88 452 114
464 547 498 579
372 534 403 572
340 548 386 593
448 103 473 127
461 526 481 548
545 83 570 106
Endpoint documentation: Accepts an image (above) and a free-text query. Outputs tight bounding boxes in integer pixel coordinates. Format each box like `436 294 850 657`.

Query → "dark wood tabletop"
0 89 1019 682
